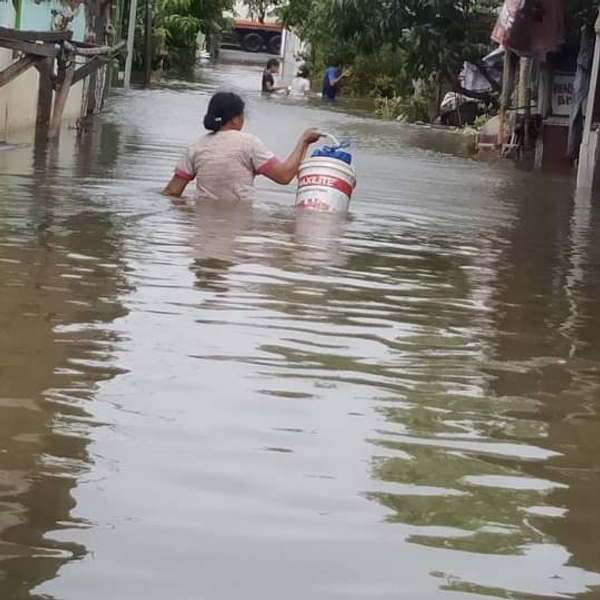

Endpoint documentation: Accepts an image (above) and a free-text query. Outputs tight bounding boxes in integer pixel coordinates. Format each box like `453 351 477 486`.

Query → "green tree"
133 0 233 69
277 0 502 113
243 0 280 23
282 0 600 86
283 0 496 85
277 0 312 30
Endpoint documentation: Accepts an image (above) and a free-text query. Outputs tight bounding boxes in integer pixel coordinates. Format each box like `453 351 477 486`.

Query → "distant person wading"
289 66 311 97
262 59 286 94
322 60 350 101
163 92 323 202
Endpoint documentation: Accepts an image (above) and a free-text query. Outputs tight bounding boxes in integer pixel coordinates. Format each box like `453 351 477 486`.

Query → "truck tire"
267 35 282 55
241 32 264 53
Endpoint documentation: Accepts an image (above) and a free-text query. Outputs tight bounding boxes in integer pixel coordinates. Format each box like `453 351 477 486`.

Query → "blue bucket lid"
311 148 352 164
311 139 352 165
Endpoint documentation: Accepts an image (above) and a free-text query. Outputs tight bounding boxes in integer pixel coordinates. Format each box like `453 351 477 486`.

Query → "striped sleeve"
248 135 280 175
174 144 196 181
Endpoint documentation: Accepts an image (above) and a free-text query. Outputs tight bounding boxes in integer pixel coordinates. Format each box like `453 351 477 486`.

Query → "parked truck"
229 20 283 55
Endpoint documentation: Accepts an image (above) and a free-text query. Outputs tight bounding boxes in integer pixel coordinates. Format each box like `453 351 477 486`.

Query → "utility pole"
144 0 152 86
124 0 138 89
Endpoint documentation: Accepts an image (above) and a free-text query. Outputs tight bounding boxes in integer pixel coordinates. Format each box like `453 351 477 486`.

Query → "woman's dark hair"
297 65 309 79
203 92 245 133
266 58 280 70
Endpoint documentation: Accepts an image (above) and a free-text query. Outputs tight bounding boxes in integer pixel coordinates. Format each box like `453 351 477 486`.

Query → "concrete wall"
0 0 85 136
0 57 85 137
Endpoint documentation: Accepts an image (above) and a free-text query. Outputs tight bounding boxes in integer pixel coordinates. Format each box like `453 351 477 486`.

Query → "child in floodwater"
289 65 311 97
163 92 322 202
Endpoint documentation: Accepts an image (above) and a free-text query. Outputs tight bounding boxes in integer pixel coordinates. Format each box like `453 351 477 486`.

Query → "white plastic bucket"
295 157 356 213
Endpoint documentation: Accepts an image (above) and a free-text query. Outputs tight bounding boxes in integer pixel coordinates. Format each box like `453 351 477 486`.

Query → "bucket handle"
320 132 341 147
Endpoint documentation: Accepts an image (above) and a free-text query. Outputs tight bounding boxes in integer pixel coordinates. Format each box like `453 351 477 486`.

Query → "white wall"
0 50 85 136
280 30 305 86
0 1 17 31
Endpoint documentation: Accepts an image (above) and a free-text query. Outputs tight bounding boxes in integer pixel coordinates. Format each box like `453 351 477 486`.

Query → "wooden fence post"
49 54 75 139
498 50 516 148
35 57 54 138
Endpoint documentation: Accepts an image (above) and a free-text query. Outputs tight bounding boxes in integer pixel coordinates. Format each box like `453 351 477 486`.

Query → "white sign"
552 74 574 117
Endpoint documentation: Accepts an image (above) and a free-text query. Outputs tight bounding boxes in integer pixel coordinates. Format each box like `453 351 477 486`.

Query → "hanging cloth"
492 0 565 56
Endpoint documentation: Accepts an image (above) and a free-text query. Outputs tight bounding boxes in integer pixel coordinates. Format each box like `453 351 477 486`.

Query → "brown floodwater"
1 57 600 600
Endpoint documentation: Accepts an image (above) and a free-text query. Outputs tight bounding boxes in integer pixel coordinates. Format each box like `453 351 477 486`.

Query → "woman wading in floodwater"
163 92 322 201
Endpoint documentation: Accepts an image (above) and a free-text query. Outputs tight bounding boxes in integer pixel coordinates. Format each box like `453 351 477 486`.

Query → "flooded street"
2 57 600 599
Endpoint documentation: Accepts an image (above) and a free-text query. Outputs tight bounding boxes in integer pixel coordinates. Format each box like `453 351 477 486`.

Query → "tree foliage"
567 0 599 38
281 0 497 89
242 0 280 23
282 0 600 98
133 0 233 69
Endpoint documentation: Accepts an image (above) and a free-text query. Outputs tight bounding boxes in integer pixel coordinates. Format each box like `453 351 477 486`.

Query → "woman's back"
175 130 278 202
163 91 323 202
290 76 311 96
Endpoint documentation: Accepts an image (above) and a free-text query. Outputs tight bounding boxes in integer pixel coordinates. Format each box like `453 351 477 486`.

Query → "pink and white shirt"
175 130 280 202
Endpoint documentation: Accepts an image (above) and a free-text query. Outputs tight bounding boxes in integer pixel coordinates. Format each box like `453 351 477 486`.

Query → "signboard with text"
551 74 574 117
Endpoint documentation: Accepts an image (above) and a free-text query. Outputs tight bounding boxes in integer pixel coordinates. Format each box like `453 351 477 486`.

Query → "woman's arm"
265 81 289 93
263 128 322 185
165 146 195 199
162 175 190 198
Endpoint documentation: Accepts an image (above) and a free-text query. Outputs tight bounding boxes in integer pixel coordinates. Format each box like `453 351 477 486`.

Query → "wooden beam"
124 0 139 89
33 60 57 89
48 63 75 139
519 57 532 147
498 50 516 147
77 41 126 56
64 39 126 57
0 55 41 88
0 37 57 58
70 40 98 49
144 0 152 86
72 56 110 86
0 26 72 43
36 57 54 139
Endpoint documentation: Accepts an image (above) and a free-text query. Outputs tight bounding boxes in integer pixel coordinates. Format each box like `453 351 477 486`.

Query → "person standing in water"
262 58 286 93
163 92 322 202
289 65 311 96
322 60 350 101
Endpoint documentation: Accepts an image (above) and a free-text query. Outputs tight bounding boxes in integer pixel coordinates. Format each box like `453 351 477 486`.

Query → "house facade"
0 0 120 135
